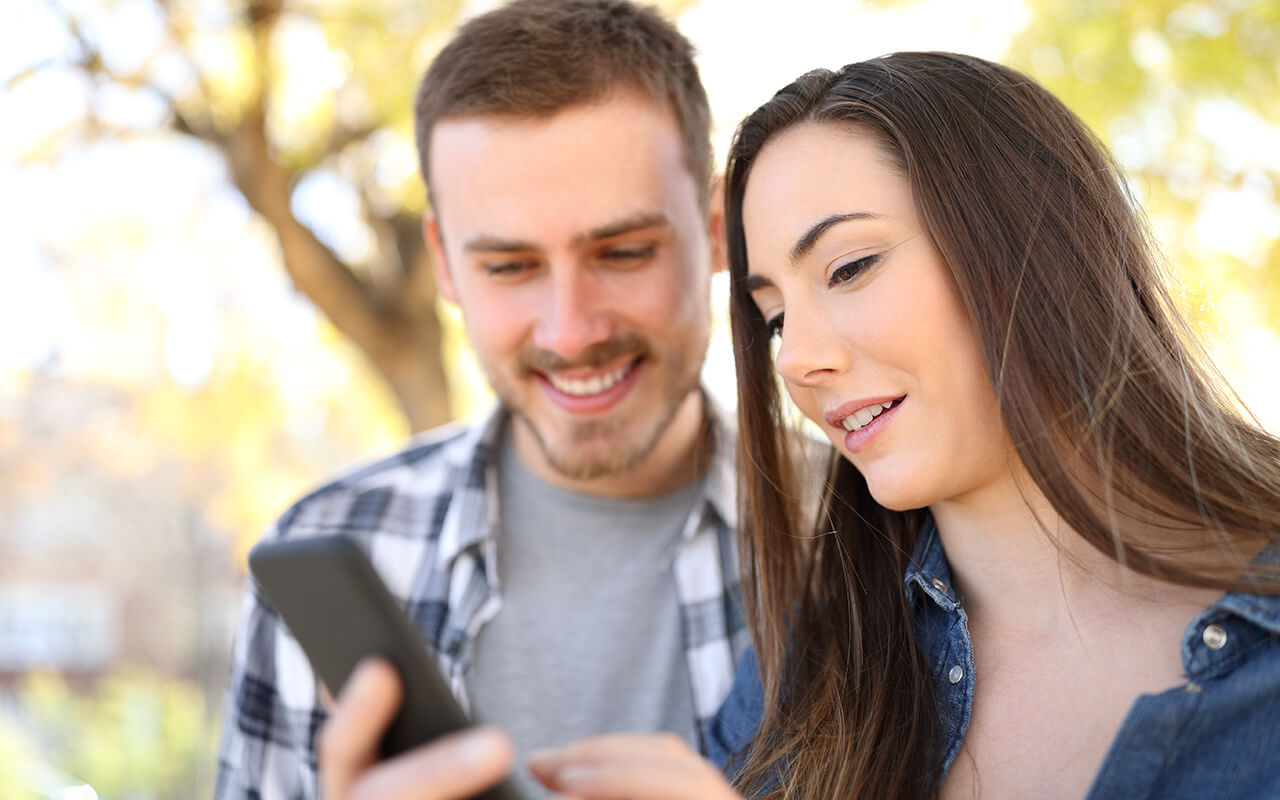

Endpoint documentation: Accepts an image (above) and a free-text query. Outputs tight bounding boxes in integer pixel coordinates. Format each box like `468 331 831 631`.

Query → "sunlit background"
1 0 1277 796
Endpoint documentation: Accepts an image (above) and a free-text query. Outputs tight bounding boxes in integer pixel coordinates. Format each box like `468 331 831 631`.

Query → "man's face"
427 92 715 489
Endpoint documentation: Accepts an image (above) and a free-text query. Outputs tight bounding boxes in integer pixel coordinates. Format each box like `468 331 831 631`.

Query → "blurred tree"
15 0 700 433
17 0 470 431
1005 0 1280 328
13 669 218 799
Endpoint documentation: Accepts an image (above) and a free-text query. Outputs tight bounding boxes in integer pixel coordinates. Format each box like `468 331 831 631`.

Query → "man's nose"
531 266 613 361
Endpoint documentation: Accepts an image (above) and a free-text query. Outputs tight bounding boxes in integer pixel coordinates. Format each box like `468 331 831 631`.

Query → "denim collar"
903 514 961 611
902 513 1280 635
1217 539 1280 636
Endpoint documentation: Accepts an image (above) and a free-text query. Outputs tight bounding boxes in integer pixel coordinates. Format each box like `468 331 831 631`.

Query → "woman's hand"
528 732 744 800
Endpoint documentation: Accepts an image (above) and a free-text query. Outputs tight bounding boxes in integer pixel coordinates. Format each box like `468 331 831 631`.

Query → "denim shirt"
708 520 1280 798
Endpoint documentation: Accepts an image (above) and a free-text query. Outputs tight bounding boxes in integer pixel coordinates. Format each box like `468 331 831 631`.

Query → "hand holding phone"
322 658 516 800
248 534 523 800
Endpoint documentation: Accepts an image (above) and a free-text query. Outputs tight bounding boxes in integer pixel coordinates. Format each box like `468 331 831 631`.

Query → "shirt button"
1202 624 1228 650
948 665 964 684
931 578 949 594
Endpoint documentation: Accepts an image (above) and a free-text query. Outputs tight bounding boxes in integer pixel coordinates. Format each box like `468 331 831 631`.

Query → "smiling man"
214 2 748 799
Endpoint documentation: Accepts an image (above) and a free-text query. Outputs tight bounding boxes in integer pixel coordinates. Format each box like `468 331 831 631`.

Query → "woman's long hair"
726 52 1280 799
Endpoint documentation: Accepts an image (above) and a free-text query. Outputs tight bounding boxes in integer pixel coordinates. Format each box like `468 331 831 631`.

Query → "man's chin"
502 374 698 483
540 439 647 482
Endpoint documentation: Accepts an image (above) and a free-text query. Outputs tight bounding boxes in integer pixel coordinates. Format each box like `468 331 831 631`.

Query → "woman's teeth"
548 361 635 397
841 401 895 432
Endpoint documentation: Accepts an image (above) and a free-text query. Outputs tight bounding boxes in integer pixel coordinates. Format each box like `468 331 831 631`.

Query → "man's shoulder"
268 412 498 542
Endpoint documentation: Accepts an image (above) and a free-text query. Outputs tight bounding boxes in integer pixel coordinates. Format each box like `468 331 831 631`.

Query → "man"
214 1 748 798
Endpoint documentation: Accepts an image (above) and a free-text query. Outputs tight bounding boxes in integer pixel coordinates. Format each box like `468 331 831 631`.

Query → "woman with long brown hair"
529 52 1280 799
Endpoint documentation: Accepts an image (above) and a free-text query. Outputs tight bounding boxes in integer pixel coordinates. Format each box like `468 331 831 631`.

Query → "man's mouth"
543 358 641 398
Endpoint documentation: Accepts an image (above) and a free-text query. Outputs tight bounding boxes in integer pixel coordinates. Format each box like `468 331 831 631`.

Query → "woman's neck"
928 471 1198 637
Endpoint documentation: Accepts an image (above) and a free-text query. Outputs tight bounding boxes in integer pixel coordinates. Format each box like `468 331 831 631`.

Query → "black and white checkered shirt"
214 401 748 800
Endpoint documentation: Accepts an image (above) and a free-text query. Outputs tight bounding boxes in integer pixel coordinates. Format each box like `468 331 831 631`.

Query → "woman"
530 52 1280 798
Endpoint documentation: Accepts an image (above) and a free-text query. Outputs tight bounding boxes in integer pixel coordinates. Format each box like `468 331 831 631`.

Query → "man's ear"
424 211 458 304
709 175 728 275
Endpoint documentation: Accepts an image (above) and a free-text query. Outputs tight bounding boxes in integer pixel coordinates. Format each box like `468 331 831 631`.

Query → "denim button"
1203 624 1228 650
948 665 964 684
931 578 949 594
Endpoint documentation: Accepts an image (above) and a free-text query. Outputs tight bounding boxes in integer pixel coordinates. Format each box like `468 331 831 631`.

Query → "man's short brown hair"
414 0 713 210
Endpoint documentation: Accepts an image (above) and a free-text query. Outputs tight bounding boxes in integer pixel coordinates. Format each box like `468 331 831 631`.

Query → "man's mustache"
520 333 650 373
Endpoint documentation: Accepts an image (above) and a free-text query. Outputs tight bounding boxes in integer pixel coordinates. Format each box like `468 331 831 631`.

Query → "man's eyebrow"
790 212 883 263
461 212 671 254
581 211 670 243
464 233 538 253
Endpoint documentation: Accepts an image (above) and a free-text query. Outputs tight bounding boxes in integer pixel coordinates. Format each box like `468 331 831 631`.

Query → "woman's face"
742 122 1012 511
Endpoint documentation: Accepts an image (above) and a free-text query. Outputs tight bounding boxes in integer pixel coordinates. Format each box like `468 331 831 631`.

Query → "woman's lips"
831 396 906 453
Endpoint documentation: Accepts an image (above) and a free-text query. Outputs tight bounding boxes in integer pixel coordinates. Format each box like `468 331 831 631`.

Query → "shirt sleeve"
214 548 325 800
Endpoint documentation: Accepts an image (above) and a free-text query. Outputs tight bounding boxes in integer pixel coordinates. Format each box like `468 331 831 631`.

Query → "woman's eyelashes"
827 253 883 288
757 253 883 338
766 311 784 338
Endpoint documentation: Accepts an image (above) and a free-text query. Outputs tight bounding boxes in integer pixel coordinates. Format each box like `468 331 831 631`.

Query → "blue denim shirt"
708 521 1280 798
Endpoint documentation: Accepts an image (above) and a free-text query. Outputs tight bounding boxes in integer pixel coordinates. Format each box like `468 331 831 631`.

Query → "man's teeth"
841 401 895 432
548 362 635 397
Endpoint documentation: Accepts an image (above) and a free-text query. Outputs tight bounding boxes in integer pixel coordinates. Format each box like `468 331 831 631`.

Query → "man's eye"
828 253 883 288
484 260 536 276
601 244 656 262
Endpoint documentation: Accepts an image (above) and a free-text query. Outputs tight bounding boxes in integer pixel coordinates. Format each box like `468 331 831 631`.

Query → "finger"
529 732 691 774
319 658 403 798
539 757 737 800
348 726 515 800
529 734 735 800
318 681 336 713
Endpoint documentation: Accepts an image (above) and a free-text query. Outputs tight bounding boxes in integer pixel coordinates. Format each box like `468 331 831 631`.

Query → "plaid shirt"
215 400 748 800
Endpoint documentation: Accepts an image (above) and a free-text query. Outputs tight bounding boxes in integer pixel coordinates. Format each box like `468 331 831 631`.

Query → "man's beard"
491 333 699 481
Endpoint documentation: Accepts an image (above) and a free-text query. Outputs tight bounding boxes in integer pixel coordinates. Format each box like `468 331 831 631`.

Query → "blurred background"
1 0 1277 796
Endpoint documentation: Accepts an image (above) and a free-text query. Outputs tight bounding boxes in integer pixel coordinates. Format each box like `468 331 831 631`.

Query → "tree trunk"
217 0 453 432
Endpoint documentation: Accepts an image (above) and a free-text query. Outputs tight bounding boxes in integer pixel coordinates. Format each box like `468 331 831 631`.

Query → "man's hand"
527 732 744 800
319 658 515 800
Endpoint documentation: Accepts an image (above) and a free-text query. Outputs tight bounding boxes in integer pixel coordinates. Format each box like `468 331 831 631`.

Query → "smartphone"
248 534 522 800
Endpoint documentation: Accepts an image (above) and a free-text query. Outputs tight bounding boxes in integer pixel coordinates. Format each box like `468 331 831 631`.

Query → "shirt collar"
903 516 1280 634
1215 540 1280 636
697 393 739 535
434 391 739 567
435 404 506 570
903 514 962 610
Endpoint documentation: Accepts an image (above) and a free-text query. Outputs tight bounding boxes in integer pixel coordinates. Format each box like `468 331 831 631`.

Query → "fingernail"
554 765 598 787
527 747 558 765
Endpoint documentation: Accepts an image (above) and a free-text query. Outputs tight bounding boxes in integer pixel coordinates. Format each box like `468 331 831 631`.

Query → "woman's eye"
765 312 784 339
828 253 882 287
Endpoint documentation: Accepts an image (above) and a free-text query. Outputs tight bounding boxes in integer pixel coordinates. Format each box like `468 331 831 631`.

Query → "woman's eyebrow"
790 212 882 263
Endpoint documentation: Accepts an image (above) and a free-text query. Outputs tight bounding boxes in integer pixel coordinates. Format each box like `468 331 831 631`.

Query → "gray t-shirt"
466 433 702 798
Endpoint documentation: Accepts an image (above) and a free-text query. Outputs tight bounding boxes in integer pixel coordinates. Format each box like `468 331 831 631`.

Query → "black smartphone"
248 534 522 800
